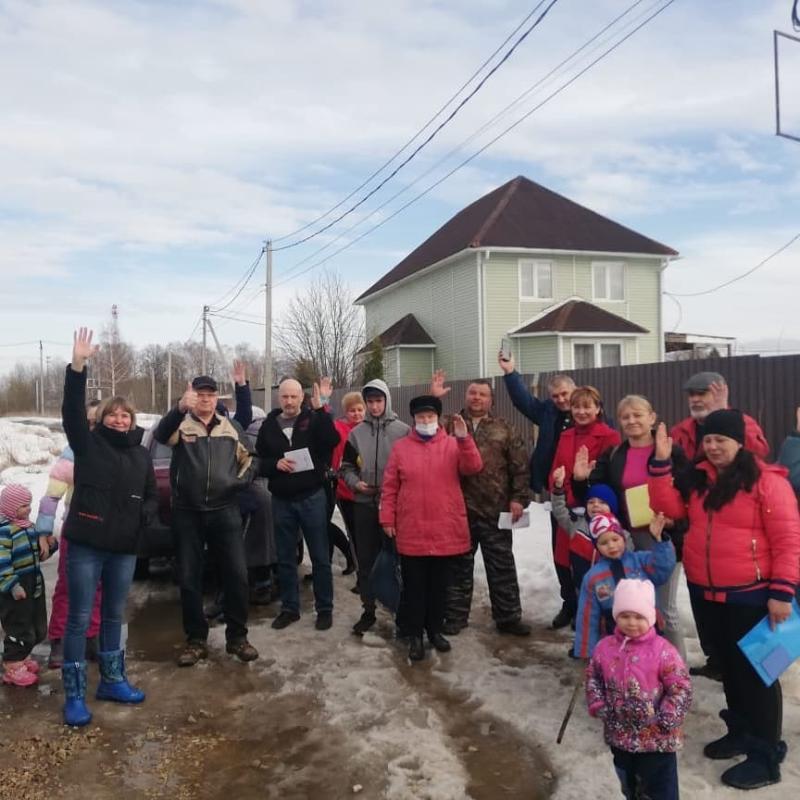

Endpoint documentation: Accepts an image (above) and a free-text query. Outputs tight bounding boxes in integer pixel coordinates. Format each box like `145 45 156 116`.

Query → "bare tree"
274 270 364 387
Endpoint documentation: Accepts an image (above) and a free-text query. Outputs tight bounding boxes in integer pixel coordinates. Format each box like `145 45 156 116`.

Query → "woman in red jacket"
649 409 800 790
548 386 620 597
380 395 483 662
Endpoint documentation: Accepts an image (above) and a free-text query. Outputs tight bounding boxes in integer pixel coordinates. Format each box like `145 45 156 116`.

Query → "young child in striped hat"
0 484 48 686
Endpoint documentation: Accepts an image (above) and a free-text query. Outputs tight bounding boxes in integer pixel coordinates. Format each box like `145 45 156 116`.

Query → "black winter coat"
62 367 157 554
256 408 339 499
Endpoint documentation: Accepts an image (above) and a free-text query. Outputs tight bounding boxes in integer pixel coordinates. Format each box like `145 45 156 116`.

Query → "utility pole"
167 349 173 408
39 340 44 414
264 239 272 409
150 367 156 410
201 305 209 374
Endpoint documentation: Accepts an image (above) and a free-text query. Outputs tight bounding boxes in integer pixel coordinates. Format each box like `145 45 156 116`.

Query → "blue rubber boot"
62 662 92 727
95 650 145 704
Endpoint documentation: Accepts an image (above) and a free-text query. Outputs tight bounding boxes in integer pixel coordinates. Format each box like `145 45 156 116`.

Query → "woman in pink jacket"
380 394 482 662
586 578 691 800
649 409 800 790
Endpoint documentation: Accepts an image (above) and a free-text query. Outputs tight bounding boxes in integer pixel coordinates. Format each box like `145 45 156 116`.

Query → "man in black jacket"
256 378 340 631
154 375 258 667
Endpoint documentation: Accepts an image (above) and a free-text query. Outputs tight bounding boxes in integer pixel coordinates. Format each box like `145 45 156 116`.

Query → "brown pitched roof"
358 313 435 354
357 175 678 301
510 300 649 335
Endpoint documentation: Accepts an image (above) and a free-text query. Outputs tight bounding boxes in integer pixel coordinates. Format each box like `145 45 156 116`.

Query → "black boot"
352 610 376 636
721 737 787 790
408 636 425 662
428 633 451 653
704 709 748 760
551 604 573 630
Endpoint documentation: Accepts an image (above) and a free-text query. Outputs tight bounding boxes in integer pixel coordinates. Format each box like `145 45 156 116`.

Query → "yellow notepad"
625 484 654 528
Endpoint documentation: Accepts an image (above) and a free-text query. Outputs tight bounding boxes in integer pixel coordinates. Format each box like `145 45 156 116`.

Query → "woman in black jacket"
61 328 157 727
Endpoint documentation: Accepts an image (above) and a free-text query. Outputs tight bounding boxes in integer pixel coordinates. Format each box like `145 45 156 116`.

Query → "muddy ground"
1 562 567 800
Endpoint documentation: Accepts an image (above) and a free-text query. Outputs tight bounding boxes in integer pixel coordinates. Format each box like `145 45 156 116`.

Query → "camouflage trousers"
444 516 522 627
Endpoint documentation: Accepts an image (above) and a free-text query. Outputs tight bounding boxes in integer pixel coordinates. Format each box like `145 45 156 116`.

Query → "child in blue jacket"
573 511 675 659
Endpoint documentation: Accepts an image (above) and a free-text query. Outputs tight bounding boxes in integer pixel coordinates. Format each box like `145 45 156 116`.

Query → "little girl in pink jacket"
586 579 692 800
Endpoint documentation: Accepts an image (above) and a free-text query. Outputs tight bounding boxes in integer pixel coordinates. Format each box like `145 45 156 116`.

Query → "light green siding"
398 348 435 385
383 349 400 387
363 253 481 380
517 336 559 374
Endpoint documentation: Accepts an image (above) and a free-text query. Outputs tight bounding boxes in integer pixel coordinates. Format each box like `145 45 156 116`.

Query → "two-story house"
355 175 678 385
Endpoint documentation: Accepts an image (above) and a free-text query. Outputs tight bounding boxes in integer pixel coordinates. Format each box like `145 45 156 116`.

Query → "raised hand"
71 327 99 372
497 350 515 375
231 359 246 386
430 369 451 398
708 380 729 411
178 382 198 413
572 445 595 481
552 465 566 488
318 376 333 402
452 413 468 438
654 422 673 461
649 512 666 542
310 382 322 409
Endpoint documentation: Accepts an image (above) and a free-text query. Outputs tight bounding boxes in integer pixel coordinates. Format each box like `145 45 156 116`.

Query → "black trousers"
692 597 782 743
0 572 47 661
173 506 249 643
353 503 387 613
611 748 678 800
688 590 721 667
551 513 576 613
399 555 454 638
444 515 522 626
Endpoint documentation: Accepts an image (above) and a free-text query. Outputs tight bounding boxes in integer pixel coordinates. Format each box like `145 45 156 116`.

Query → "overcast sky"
2 0 799 372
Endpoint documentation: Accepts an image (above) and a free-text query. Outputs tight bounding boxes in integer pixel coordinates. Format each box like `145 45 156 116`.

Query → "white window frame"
518 259 554 301
571 340 624 369
591 261 625 302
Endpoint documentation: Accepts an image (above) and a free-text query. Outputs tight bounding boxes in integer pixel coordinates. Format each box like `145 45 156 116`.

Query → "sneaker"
271 610 300 630
22 657 40 674
176 640 208 667
48 639 64 670
352 611 376 636
226 639 259 662
551 605 573 630
441 620 465 636
2 662 38 687
315 612 333 631
496 620 531 637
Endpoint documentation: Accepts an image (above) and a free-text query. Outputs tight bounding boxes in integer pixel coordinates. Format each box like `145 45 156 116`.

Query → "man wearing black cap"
154 375 259 666
671 371 769 463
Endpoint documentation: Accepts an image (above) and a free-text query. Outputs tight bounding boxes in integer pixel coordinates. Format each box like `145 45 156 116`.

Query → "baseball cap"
192 375 218 392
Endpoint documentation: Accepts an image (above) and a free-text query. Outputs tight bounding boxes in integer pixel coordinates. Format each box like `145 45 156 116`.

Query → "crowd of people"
1 328 799 799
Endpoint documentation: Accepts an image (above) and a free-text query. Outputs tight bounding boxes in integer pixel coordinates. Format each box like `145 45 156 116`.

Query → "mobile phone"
500 337 513 361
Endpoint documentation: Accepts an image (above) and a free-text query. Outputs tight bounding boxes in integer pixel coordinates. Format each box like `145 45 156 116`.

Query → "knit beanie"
612 579 656 627
586 484 619 516
588 513 625 548
702 408 745 445
0 484 33 528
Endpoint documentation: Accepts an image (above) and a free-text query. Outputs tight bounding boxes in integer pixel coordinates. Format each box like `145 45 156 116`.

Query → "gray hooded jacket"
339 379 410 504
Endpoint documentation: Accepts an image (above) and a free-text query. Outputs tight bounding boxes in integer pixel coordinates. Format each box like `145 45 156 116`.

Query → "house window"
592 262 624 301
519 260 553 300
573 341 623 369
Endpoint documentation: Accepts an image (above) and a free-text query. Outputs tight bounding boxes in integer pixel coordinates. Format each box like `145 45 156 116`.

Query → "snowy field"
1 417 799 799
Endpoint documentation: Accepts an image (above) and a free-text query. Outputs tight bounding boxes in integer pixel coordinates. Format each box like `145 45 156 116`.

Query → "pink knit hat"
588 512 624 546
612 579 656 627
0 484 33 527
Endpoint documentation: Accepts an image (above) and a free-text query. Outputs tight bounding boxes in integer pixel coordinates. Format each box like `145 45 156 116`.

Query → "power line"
273 0 676 289
208 246 266 310
208 311 265 327
209 247 265 313
276 0 653 283
667 232 800 298
793 0 800 31
271 0 561 253
271 2 552 245
185 314 203 342
662 291 683 331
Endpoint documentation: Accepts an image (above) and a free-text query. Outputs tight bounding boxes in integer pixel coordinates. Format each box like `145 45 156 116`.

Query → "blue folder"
737 599 800 687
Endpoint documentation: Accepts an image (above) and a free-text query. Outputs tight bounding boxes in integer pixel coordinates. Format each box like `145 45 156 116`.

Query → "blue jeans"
64 541 136 662
273 488 333 615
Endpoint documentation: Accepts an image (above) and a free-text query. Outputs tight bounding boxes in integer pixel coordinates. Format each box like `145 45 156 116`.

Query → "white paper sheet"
497 510 530 530
284 447 315 473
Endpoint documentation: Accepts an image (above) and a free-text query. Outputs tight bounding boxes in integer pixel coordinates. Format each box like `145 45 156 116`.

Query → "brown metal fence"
255 354 800 457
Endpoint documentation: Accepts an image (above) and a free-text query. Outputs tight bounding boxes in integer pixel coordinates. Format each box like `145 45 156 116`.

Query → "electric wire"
209 247 265 313
270 0 561 253
275 0 653 283
271 2 552 244
793 0 799 31
667 231 800 297
208 246 265 310
273 0 676 289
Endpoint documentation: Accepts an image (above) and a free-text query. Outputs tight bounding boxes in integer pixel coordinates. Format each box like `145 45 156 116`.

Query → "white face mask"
415 421 438 436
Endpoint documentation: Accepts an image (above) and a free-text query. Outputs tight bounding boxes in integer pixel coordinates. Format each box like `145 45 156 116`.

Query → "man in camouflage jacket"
431 373 531 636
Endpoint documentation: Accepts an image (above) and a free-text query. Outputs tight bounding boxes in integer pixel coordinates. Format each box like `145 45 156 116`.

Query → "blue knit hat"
586 484 619 516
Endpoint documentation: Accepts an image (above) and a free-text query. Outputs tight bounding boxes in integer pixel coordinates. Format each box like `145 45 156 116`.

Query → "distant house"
355 176 679 385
